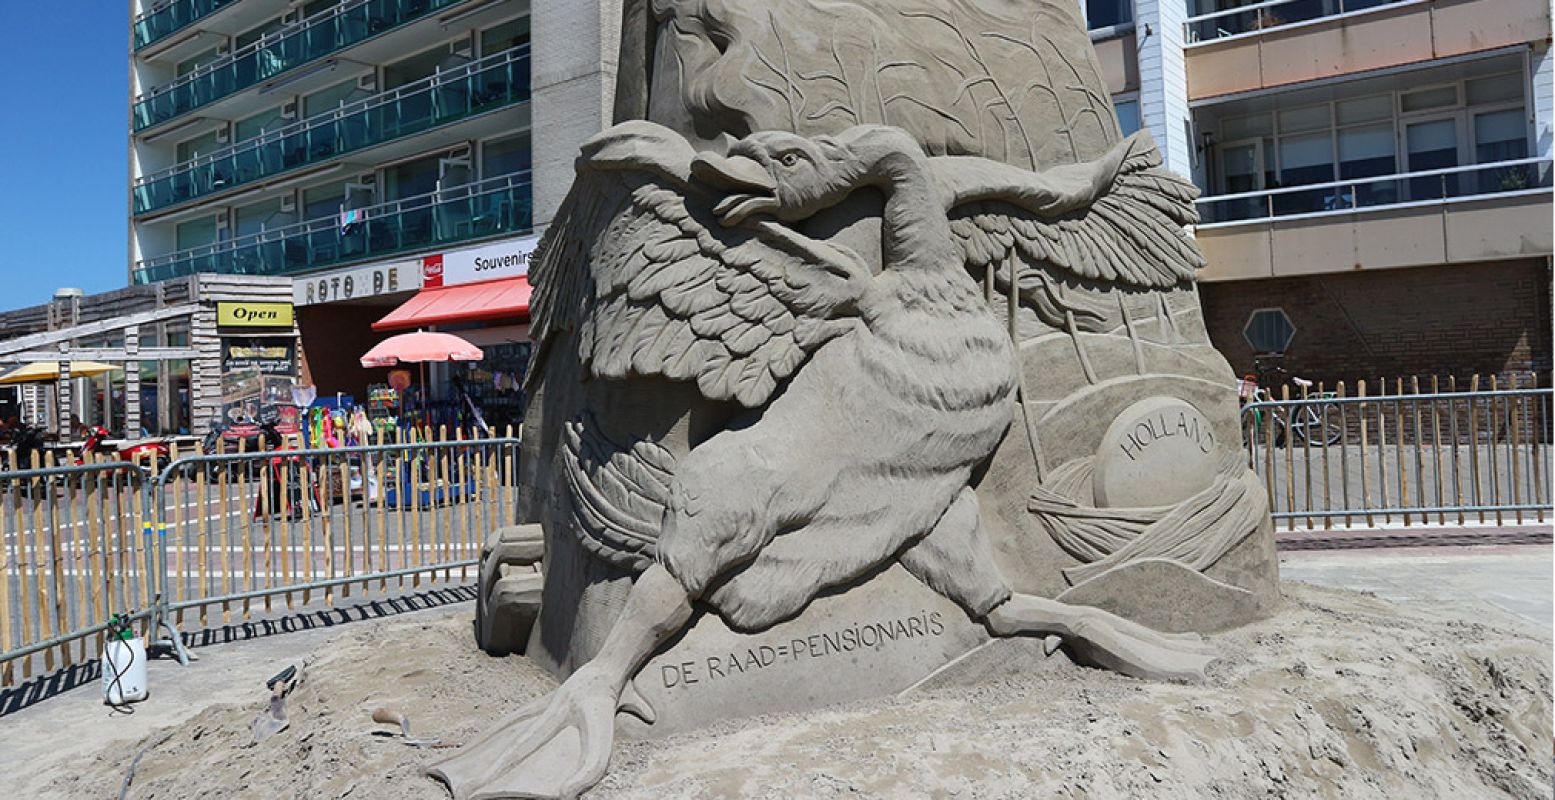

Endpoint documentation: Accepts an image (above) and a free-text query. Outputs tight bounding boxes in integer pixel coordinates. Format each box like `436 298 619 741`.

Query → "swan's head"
691 130 882 226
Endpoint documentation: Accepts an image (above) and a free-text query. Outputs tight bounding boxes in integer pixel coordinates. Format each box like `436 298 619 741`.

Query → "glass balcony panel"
1269 186 1333 216
134 173 533 283
133 0 467 131
1351 178 1398 209
1187 0 1408 43
134 47 530 214
134 0 242 51
1197 158 1552 225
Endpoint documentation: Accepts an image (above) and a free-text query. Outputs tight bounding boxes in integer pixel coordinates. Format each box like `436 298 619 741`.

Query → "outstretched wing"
528 121 866 409
938 131 1205 298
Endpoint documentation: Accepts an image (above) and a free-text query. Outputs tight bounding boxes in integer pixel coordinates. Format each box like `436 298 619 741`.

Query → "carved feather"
942 130 1206 297
526 121 869 408
560 415 674 570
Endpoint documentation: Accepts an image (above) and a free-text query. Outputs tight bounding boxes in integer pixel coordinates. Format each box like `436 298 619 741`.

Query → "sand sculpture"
433 2 1279 797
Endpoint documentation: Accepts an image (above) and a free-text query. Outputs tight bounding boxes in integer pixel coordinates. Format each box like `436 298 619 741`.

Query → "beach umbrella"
360 331 484 427
0 361 122 384
360 331 483 367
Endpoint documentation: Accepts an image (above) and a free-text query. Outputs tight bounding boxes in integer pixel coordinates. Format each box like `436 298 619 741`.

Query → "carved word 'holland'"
1094 397 1220 508
1119 409 1214 461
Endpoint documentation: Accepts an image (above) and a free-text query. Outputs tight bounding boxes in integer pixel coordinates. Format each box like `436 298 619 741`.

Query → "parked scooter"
204 412 320 520
201 417 284 457
80 425 174 472
202 414 284 482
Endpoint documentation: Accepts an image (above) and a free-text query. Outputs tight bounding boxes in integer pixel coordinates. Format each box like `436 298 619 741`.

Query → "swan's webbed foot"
431 565 693 800
428 664 620 800
987 593 1217 682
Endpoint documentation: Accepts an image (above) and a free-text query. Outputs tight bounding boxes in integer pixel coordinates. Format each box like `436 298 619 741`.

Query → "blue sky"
0 8 127 306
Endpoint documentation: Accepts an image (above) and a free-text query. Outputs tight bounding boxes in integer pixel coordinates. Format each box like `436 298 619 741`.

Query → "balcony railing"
134 46 530 216
1184 0 1415 44
1195 158 1553 225
133 0 466 132
133 0 241 51
133 171 532 284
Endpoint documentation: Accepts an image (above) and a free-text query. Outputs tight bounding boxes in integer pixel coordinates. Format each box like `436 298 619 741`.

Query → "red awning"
372 276 531 332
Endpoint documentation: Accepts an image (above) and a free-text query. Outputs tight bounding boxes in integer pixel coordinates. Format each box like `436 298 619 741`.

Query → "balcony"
134 0 240 51
132 0 467 132
133 172 532 284
1185 0 1409 44
1183 0 1549 100
1194 159 1553 280
134 46 530 216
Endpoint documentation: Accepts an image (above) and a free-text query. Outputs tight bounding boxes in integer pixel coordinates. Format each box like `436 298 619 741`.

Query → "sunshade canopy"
372 276 531 332
0 361 123 384
360 331 484 368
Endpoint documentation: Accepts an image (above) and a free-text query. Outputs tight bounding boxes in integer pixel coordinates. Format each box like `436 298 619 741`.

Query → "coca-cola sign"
421 254 445 288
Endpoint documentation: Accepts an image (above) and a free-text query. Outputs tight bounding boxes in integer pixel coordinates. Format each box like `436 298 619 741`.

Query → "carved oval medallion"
1093 397 1218 508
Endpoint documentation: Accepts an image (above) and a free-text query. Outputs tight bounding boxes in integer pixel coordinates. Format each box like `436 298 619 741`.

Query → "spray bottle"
102 614 148 706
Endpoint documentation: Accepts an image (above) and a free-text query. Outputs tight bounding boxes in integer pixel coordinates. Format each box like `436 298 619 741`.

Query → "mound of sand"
44 582 1552 799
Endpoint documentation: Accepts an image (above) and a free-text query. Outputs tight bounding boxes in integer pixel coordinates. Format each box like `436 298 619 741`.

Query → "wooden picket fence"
1242 373 1552 531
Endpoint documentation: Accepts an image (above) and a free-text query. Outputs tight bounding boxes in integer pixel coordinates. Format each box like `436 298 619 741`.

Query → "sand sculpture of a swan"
431 121 1212 800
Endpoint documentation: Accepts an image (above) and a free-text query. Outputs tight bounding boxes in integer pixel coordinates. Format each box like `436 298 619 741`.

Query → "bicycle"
1239 355 1343 447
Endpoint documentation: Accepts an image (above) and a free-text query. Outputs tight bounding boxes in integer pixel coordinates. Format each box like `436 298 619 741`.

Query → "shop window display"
457 341 530 433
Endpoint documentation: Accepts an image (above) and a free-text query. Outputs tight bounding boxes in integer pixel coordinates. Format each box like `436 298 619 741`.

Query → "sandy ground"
22 580 1555 799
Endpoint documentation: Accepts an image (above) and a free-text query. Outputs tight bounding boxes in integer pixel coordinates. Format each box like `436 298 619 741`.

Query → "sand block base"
620 564 989 739
37 583 1552 800
1056 557 1265 633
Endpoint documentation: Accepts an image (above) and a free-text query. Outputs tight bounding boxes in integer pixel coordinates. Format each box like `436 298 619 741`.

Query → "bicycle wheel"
1293 402 1343 446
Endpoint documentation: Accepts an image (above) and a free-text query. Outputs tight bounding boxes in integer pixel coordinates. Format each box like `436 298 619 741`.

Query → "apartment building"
128 0 621 420
1087 0 1553 384
128 0 1551 408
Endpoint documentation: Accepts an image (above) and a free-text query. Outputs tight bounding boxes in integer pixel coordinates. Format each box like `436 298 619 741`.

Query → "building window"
302 79 368 119
1114 97 1141 137
480 16 531 56
384 155 443 201
176 216 221 251
1086 0 1131 30
175 129 222 164
304 184 346 221
1203 70 1532 217
481 133 532 179
1243 308 1295 355
235 105 290 142
234 198 287 238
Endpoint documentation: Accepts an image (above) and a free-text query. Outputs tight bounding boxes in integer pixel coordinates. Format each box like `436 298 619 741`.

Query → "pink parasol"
360 331 484 368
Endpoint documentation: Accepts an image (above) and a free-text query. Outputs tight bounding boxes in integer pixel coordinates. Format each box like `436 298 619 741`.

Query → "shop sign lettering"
426 235 541 288
217 302 295 327
295 263 416 305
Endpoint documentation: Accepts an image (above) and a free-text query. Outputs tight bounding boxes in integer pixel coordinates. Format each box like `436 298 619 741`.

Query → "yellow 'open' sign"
217 302 295 327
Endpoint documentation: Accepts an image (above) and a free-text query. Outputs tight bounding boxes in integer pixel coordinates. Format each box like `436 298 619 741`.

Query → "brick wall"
1200 258 1553 388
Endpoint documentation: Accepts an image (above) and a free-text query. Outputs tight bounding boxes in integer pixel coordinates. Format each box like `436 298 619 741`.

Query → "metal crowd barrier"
1241 379 1552 530
0 432 520 687
0 459 162 686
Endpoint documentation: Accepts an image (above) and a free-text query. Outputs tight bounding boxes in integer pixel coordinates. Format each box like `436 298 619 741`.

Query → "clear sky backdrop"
0 8 128 306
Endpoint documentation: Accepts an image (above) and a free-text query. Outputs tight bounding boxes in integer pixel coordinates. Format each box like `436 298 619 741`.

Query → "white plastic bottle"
102 624 148 705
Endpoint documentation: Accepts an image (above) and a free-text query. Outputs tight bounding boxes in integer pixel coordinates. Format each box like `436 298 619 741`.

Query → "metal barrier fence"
1241 380 1552 530
0 431 519 687
0 460 160 686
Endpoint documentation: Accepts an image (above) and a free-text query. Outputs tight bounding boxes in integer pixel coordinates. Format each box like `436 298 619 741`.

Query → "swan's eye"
778 152 800 167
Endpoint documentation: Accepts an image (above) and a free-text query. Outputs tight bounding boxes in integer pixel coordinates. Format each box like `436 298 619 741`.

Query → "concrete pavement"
1279 543 1552 636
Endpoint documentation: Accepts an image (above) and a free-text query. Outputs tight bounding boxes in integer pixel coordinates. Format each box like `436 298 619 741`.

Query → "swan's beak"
691 152 779 225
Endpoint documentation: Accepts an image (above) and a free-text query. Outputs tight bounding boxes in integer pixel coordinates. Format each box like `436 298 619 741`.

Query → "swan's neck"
859 146 955 270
